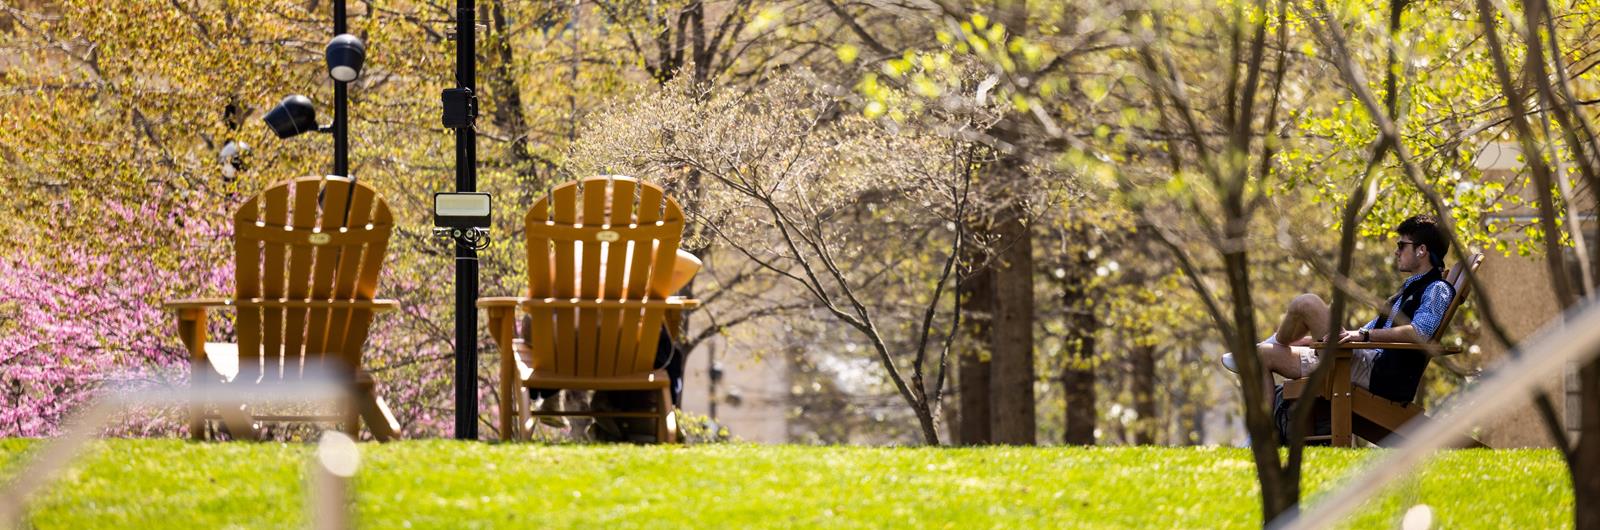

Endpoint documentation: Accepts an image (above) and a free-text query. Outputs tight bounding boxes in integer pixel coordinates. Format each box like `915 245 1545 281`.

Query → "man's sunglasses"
1395 241 1418 251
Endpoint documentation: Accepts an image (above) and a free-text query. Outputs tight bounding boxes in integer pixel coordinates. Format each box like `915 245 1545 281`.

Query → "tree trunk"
982 0 1037 447
1058 222 1097 445
1061 352 1095 445
989 203 1036 445
958 265 994 445
1130 345 1158 445
484 0 535 179
1222 247 1296 522
1577 360 1600 529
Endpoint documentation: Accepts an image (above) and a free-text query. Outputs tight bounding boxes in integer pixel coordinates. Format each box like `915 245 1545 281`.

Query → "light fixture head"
262 95 317 139
325 34 366 82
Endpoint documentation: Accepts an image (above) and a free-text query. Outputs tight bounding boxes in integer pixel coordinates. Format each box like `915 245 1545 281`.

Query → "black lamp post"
261 1 364 180
446 0 481 441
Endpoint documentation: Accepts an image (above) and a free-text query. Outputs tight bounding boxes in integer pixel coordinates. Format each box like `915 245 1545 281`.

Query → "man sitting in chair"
1221 214 1455 409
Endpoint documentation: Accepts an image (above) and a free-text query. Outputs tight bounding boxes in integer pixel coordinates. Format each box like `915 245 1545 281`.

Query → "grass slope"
0 440 1571 529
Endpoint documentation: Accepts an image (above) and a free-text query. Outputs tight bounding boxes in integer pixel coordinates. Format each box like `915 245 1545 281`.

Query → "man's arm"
1334 325 1424 344
1365 324 1425 343
1343 282 1451 344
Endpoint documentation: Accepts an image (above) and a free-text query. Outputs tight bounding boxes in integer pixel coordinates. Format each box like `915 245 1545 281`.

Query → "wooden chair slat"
344 202 390 363
554 307 578 376
528 307 557 371
627 185 664 300
342 309 375 372
235 197 262 299
352 200 392 301
527 197 553 297
548 184 580 376
325 184 376 358
576 307 600 377
552 186 577 299
596 308 623 377
632 307 667 373
647 233 682 298
528 234 553 298
256 185 290 384
580 178 608 297
574 179 610 377
614 306 644 373
280 179 322 376
304 179 353 358
647 194 685 298
604 179 637 299
234 197 264 364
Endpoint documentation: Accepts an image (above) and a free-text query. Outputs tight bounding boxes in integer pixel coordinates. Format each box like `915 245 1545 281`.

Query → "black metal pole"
332 0 348 177
452 0 480 440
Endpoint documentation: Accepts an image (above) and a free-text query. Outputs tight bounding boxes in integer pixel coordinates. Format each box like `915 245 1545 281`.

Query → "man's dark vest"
1366 267 1455 403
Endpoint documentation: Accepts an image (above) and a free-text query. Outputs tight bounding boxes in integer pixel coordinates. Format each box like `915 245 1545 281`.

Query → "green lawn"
0 439 1571 529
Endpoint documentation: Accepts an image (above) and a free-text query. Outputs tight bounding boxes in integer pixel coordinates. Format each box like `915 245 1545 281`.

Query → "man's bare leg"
1222 293 1334 398
1272 293 1333 347
1251 342 1304 401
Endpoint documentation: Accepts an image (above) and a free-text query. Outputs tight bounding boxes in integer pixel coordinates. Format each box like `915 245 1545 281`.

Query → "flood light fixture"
262 95 318 139
325 34 366 82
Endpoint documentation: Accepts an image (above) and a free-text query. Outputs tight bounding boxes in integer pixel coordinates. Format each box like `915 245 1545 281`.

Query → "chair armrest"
1309 341 1462 356
165 298 234 310
478 296 529 309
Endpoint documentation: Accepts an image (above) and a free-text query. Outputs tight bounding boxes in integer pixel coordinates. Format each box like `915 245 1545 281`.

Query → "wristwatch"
1360 329 1370 342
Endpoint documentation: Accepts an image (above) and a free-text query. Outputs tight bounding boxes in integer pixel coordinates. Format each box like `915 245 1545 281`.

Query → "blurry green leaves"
837 44 860 64
883 57 913 77
747 7 784 36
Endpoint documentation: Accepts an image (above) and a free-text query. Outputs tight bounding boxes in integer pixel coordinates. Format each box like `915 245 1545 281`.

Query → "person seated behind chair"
1220 214 1455 417
521 248 702 434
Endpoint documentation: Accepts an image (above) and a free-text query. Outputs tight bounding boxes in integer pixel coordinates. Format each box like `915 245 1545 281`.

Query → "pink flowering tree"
0 198 232 436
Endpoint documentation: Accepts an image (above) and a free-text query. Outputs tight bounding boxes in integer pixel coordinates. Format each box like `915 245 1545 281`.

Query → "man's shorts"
1292 346 1378 388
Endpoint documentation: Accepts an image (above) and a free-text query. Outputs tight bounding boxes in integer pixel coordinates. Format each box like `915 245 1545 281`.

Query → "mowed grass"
0 439 1571 529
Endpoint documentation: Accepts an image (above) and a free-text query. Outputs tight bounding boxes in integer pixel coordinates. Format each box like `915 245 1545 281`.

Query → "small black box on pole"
442 88 477 129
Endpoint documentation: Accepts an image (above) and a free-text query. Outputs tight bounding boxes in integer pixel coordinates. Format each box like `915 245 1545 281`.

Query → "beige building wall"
1474 252 1572 447
680 336 791 443
1473 142 1580 448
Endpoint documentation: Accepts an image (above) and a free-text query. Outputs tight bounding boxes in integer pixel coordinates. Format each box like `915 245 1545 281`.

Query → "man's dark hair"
1397 214 1449 268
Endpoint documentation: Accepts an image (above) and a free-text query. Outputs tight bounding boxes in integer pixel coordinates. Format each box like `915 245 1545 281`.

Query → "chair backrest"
523 176 684 377
1430 252 1483 342
232 175 393 379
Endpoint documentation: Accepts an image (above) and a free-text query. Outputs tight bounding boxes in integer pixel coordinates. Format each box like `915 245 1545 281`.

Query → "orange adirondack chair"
166 175 400 441
1285 253 1486 447
480 176 700 442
